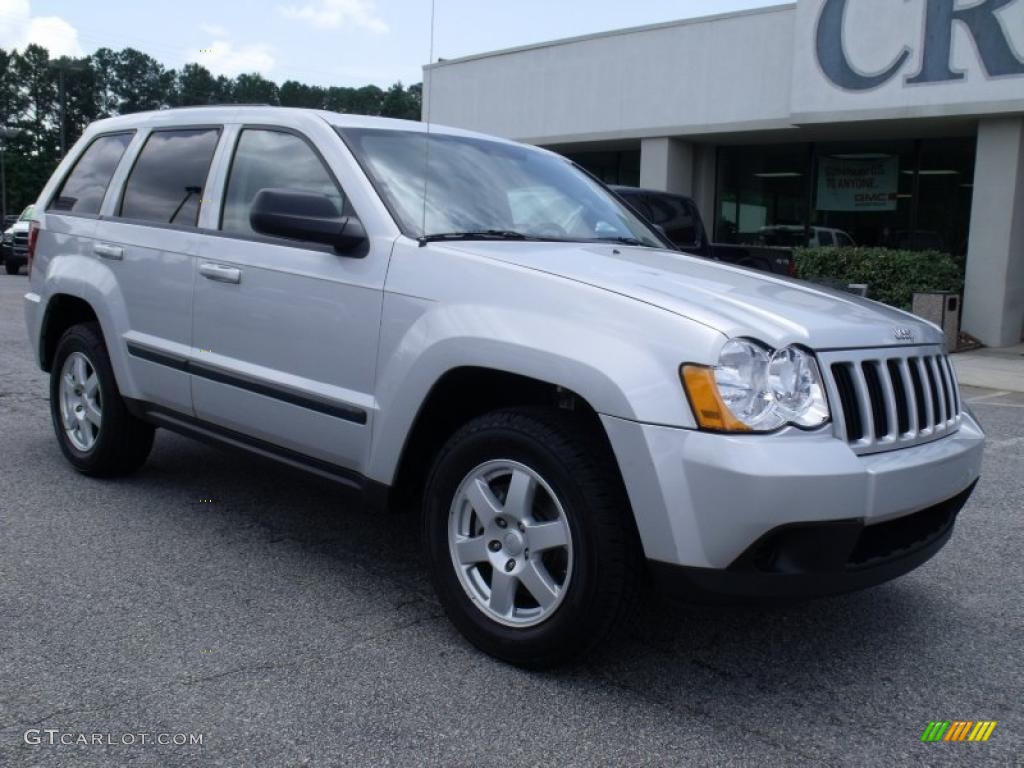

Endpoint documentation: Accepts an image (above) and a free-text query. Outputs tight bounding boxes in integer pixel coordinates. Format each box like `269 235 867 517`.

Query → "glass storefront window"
811 140 916 249
915 139 975 258
716 144 810 244
564 149 641 186
715 137 975 256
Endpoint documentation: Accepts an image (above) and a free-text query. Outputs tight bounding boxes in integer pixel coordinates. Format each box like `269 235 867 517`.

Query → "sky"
0 0 783 88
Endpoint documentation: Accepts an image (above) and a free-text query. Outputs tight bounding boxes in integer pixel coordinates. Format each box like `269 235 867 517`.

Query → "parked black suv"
613 186 795 276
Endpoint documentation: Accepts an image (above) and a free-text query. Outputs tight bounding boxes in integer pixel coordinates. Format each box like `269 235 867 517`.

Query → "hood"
446 241 943 351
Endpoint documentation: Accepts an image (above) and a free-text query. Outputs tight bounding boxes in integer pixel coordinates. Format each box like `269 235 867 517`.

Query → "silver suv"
24 107 984 667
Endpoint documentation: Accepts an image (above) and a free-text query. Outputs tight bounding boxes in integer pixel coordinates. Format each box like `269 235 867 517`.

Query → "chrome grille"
12 231 28 256
819 346 961 455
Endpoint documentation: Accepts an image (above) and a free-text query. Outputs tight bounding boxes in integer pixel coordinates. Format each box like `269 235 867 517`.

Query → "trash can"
912 291 961 350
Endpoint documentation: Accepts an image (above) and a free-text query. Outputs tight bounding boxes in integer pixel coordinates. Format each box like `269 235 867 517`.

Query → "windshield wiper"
418 230 533 246
590 236 657 248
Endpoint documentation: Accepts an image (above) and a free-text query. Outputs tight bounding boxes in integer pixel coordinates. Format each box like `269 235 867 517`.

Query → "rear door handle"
93 243 123 260
199 263 242 284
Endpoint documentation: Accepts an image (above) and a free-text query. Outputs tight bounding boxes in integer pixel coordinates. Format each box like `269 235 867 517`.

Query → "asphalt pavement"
0 272 1021 767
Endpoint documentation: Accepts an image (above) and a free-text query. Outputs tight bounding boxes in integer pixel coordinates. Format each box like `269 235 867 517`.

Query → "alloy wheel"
448 459 573 627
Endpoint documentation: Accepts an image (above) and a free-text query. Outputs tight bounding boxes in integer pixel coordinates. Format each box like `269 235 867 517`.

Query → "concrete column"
690 144 717 231
963 117 1024 348
639 137 694 195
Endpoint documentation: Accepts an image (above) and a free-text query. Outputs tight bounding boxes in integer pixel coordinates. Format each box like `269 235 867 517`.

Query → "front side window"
339 128 663 247
49 133 133 215
221 129 344 238
120 129 220 226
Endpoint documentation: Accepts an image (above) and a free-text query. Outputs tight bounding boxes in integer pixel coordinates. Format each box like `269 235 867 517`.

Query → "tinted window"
818 230 835 246
120 129 219 226
222 129 344 238
647 194 699 246
49 133 132 215
616 192 654 222
610 191 651 222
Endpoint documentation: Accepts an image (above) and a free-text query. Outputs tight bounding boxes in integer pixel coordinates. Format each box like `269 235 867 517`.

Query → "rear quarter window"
49 133 134 215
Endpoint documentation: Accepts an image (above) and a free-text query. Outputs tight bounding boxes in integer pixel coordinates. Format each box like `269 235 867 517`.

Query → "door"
44 131 134 330
100 127 221 413
190 126 384 472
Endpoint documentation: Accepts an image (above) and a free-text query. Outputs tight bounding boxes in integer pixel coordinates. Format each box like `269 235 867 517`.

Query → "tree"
381 81 420 120
53 55 101 149
0 43 423 215
174 63 221 106
231 73 279 105
89 48 121 116
280 80 326 109
350 85 385 115
113 48 175 113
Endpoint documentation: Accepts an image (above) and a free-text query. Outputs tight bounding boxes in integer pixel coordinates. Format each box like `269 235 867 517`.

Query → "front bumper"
600 412 984 593
648 480 975 600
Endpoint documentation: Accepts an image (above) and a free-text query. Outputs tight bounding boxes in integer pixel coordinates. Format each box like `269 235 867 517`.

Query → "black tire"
5 258 22 275
423 407 642 668
49 322 155 476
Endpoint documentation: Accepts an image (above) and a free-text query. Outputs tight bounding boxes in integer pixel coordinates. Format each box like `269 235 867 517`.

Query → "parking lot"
0 271 1021 767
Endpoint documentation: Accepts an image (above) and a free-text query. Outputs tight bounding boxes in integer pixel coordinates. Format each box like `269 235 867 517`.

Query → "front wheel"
5 258 23 275
423 408 641 668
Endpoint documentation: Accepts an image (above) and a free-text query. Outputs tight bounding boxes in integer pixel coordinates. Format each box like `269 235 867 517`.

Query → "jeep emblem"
894 328 915 341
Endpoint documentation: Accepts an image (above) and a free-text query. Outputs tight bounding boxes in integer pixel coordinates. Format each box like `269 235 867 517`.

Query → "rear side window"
119 129 220 226
49 133 133 215
221 129 344 238
818 230 835 246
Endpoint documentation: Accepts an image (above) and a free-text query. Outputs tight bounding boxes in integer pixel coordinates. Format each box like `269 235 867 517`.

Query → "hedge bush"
794 246 964 310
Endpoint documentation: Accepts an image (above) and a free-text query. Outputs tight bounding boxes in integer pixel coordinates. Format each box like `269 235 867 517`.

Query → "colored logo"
921 721 997 742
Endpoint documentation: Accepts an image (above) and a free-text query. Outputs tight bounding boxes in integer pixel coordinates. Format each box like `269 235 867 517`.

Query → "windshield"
18 205 33 221
338 128 664 247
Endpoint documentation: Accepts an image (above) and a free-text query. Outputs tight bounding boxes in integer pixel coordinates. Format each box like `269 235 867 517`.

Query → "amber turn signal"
680 364 751 432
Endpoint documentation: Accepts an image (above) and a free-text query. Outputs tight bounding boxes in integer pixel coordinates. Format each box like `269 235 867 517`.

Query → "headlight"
681 339 830 433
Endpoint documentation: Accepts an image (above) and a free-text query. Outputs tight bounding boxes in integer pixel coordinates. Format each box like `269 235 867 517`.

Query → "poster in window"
816 157 898 212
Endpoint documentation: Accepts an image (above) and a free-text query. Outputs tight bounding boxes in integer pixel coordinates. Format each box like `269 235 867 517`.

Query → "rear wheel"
49 322 154 476
424 408 641 668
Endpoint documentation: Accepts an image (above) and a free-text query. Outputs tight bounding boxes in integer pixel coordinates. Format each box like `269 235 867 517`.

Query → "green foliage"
0 44 422 219
794 246 964 310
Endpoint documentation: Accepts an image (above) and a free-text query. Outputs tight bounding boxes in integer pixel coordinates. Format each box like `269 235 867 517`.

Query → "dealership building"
423 0 1024 348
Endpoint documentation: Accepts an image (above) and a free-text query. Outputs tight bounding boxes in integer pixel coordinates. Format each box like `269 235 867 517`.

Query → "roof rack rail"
162 103 276 109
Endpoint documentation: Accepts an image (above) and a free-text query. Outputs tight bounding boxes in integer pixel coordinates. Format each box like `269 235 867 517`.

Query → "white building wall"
424 6 797 144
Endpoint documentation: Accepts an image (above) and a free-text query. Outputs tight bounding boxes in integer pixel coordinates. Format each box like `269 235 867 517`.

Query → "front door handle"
199 263 242 284
93 243 124 260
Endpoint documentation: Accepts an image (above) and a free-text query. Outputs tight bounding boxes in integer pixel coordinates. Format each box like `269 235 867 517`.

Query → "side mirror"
250 188 366 254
